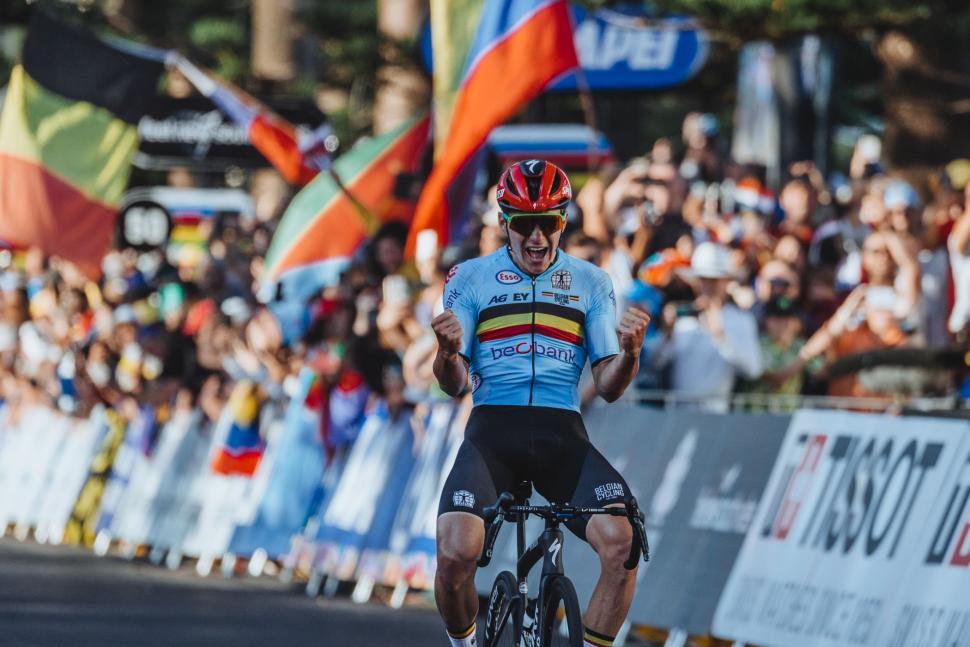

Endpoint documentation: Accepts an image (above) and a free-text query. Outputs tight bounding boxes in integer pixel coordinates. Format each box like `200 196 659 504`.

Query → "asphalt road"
0 538 449 647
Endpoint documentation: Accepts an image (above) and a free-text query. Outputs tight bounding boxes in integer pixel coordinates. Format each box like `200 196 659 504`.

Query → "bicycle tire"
539 575 584 647
483 570 519 647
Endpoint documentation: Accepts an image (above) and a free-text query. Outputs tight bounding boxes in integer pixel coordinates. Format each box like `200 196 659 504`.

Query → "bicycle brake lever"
483 492 514 524
478 493 515 568
623 497 649 569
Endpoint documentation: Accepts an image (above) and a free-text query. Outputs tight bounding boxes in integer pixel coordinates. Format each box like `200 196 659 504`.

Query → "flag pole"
573 65 602 174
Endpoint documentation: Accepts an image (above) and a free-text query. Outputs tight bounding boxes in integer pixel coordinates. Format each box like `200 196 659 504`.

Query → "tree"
648 0 970 170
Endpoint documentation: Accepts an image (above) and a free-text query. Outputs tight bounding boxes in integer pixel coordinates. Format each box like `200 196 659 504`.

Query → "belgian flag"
0 10 164 277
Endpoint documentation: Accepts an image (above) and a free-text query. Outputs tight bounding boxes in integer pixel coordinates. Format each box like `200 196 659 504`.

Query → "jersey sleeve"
585 269 620 365
441 262 478 361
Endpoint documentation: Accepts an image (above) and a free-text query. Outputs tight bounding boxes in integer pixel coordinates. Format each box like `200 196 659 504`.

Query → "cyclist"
431 159 650 647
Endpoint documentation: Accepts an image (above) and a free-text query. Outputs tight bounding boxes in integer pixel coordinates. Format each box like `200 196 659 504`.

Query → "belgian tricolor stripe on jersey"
476 301 585 346
0 9 163 278
541 291 579 302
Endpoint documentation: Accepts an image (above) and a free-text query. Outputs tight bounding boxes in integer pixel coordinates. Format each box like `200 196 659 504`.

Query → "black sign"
116 200 172 251
557 407 789 635
135 95 325 171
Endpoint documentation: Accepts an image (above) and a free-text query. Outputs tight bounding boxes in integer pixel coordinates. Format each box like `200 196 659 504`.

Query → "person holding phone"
648 242 763 411
778 279 915 397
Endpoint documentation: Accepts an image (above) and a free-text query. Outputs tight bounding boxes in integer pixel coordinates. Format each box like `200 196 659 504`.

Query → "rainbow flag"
174 55 331 187
406 0 578 255
261 113 430 302
0 10 164 278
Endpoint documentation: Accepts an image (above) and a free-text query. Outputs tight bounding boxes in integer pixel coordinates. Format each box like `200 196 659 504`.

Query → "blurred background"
0 1 968 646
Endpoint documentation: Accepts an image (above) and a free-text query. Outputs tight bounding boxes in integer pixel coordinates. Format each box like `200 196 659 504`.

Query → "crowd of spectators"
1 111 968 456
570 114 969 409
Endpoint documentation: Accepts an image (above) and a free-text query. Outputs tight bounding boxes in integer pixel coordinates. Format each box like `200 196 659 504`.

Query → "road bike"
478 482 649 647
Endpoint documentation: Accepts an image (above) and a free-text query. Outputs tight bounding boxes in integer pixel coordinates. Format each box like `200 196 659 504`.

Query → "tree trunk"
251 0 294 82
373 0 430 134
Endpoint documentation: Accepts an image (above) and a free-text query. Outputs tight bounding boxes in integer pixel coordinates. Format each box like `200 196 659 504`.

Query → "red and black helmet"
496 159 572 215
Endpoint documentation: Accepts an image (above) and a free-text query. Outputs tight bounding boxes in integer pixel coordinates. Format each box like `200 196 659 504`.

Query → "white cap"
113 304 138 325
690 242 735 279
221 296 252 325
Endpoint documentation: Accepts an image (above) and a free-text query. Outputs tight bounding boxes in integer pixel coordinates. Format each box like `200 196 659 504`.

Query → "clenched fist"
431 310 464 356
617 307 651 355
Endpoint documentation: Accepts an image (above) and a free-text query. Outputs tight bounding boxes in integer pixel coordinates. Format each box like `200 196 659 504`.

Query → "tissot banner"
712 410 970 647
872 427 970 647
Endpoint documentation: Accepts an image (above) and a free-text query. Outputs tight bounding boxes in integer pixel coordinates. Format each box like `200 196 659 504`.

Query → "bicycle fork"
514 517 566 647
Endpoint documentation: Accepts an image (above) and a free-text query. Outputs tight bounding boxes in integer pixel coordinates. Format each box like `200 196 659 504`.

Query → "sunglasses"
502 212 566 237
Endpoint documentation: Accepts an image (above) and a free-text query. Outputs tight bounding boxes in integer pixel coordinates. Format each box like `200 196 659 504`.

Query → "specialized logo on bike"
490 341 575 365
496 270 523 285
594 482 625 501
548 538 563 565
453 489 476 508
550 269 572 290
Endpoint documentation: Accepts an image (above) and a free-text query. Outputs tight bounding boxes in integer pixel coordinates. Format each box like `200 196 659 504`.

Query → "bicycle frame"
502 504 566 644
479 488 649 645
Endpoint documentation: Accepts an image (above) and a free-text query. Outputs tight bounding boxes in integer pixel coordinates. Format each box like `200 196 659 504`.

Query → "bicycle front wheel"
539 575 584 647
483 570 519 647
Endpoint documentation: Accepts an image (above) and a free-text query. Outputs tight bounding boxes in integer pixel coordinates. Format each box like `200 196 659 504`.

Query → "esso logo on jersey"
496 271 522 285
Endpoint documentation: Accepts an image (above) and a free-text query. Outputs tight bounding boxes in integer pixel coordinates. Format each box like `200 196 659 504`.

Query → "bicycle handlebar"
476 493 650 570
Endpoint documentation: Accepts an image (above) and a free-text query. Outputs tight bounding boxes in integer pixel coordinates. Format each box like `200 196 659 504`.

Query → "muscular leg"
583 506 638 637
435 511 485 635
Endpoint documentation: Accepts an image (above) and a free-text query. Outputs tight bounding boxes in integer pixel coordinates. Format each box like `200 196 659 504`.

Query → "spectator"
647 242 763 410
366 221 410 282
744 297 814 404
777 177 816 244
948 197 970 341
784 283 915 398
859 230 921 325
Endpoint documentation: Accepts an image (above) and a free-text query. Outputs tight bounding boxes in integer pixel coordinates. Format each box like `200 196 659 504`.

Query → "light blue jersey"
443 247 619 411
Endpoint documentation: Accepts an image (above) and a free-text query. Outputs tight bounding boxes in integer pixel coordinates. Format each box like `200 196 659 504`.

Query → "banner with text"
712 410 970 647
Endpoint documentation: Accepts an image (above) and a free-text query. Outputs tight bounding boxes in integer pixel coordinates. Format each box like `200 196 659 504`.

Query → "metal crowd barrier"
2 380 969 647
622 388 970 414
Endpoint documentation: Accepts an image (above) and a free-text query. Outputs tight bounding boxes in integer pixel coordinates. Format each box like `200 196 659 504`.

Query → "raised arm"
591 307 650 402
431 310 469 397
884 231 920 317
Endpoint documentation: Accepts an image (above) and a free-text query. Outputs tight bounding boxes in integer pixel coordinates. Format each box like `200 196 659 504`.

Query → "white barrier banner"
34 408 107 544
712 410 970 647
874 429 970 647
111 411 194 548
7 408 68 531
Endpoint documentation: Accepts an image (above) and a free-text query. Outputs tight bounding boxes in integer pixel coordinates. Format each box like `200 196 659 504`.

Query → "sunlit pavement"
0 538 447 647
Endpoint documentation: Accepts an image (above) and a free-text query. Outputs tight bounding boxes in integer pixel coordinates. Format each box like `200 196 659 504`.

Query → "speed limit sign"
117 200 172 250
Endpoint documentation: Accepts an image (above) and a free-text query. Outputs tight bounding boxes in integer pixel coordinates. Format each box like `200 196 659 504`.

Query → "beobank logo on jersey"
495 270 522 285
491 341 575 365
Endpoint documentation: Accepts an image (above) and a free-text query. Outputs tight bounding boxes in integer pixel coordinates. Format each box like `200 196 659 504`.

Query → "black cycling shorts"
437 404 630 541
